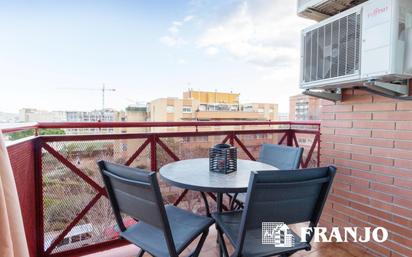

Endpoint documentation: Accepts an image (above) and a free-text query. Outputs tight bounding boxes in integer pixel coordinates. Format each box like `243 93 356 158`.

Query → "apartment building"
19 108 67 122
289 94 320 121
148 90 278 122
19 108 122 134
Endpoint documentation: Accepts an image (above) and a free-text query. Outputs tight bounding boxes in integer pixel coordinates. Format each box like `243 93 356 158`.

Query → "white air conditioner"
300 0 412 91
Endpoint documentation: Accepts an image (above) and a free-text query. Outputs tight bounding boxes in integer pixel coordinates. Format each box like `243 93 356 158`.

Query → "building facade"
289 94 321 121
148 90 278 123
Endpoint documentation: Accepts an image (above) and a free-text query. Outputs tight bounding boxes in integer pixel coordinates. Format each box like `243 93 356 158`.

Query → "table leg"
215 192 222 244
200 192 211 217
217 193 222 213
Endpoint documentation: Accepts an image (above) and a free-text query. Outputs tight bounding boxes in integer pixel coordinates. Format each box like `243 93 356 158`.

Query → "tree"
8 128 65 141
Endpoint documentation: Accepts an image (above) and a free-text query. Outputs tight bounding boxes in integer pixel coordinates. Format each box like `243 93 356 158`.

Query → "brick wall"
320 88 412 257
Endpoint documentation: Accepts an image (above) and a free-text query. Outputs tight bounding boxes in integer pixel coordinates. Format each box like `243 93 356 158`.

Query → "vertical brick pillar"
319 88 412 257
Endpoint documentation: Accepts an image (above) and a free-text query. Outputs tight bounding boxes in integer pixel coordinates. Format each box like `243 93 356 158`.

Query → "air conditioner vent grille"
302 12 361 83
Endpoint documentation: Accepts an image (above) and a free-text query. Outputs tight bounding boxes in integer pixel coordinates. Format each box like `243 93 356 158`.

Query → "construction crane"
59 84 116 112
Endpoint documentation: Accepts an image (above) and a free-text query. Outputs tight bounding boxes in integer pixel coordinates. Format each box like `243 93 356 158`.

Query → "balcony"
3 121 329 257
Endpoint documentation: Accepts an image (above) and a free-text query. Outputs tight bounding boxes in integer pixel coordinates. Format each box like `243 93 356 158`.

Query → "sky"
0 0 314 114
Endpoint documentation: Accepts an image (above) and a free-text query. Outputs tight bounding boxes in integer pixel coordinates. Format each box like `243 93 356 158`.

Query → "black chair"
214 166 336 257
229 144 304 209
98 160 214 257
258 144 303 170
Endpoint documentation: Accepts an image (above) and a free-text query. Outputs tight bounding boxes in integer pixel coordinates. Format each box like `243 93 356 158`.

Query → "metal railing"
4 121 320 257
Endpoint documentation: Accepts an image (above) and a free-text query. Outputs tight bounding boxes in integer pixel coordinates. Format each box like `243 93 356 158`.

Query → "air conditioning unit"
298 0 368 21
300 0 412 97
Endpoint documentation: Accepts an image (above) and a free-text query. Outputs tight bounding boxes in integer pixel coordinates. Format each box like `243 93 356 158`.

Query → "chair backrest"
236 166 336 253
258 144 303 169
97 161 176 253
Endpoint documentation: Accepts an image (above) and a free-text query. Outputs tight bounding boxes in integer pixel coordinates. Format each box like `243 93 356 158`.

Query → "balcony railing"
4 121 320 257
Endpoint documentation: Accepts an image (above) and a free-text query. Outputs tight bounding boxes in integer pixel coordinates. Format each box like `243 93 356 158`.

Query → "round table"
159 158 277 214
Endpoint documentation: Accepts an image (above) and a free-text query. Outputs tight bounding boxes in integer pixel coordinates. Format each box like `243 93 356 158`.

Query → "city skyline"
0 0 313 114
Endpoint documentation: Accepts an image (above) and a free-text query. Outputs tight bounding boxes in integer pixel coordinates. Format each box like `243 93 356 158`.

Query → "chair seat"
122 205 214 257
212 211 310 257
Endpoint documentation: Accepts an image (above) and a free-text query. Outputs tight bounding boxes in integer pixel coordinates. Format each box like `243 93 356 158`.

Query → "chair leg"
187 229 209 257
136 249 145 257
216 226 229 257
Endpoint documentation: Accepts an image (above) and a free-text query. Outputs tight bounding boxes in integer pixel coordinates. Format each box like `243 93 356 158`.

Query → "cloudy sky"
0 0 313 114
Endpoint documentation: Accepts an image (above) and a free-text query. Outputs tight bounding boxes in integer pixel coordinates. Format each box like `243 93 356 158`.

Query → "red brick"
354 103 396 112
371 182 412 198
394 197 412 209
372 148 412 160
335 159 370 171
334 204 369 221
342 94 373 103
321 142 334 150
372 165 410 178
351 185 393 202
320 99 335 106
322 149 351 159
364 241 391 257
369 216 412 239
350 201 392 220
352 153 393 167
321 104 353 113
351 137 394 148
395 121 412 130
334 165 351 175
353 121 395 130
319 92 412 257
334 188 369 204
335 173 370 187
342 88 354 96
320 156 334 166
394 140 412 150
320 127 334 135
322 120 352 128
373 111 412 121
351 170 394 184
349 216 370 229
335 128 371 137
322 134 351 144
394 159 412 169
326 207 350 223
394 178 412 189
369 199 412 218
335 144 370 155
391 234 412 249
392 215 412 228
320 112 335 120
353 89 370 96
397 101 412 110
372 130 412 140
333 180 351 190
384 240 412 257
328 194 350 205
335 112 371 120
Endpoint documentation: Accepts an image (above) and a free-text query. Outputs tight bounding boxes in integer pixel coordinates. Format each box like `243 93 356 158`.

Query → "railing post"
34 138 44 257
229 132 235 146
150 135 157 171
287 130 294 147
317 126 321 167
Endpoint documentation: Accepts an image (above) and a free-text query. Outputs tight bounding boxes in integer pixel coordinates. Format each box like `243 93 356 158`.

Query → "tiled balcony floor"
83 225 367 257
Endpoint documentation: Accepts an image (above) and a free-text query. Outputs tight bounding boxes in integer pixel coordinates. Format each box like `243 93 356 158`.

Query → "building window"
166 105 174 113
182 106 192 113
199 104 206 111
258 108 264 113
